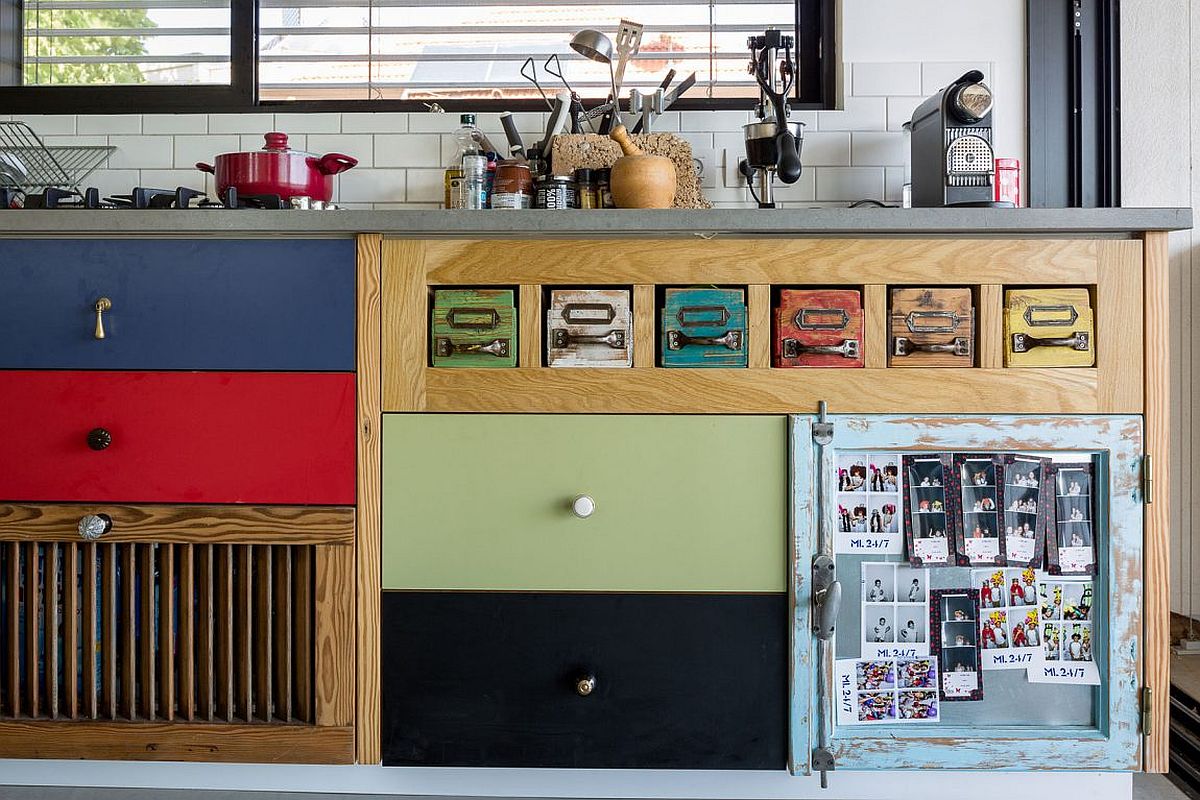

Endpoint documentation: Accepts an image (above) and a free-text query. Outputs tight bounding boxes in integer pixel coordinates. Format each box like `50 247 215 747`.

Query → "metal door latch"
552 329 626 349
1011 331 1090 353
666 329 742 351
893 337 971 357
783 338 859 359
435 337 510 358
811 554 842 639
812 747 835 788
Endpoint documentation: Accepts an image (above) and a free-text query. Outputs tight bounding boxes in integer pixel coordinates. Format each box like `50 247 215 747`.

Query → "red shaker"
994 158 1021 207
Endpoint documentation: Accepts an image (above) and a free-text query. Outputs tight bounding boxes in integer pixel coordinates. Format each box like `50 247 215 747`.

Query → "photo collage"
954 455 1005 566
834 657 940 725
1046 463 1097 575
973 567 1043 670
929 588 983 700
861 562 930 658
1030 577 1100 684
836 453 904 555
903 454 955 566
1001 456 1049 567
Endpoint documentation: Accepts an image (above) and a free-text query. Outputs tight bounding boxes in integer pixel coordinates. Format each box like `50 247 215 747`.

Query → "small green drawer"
382 414 787 592
430 288 517 367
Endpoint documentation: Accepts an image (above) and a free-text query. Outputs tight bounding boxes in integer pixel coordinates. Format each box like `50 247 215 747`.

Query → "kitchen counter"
0 207 1190 237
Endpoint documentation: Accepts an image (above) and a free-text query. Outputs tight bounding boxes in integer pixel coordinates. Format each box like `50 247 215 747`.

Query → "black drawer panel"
381 591 787 769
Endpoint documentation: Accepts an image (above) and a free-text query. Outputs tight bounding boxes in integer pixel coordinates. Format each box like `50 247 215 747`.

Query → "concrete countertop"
0 207 1190 237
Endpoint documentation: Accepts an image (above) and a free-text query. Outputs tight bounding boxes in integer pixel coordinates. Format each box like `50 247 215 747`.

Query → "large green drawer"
382 414 787 592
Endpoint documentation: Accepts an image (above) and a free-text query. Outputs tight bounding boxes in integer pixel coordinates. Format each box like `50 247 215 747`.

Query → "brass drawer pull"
796 308 849 331
446 307 500 330
78 513 113 541
551 329 626 350
782 338 859 359
1011 331 1090 353
1023 304 1079 327
435 337 510 358
893 336 970 357
904 310 961 334
677 305 730 328
666 329 742 351
575 674 597 697
93 297 112 340
562 303 615 325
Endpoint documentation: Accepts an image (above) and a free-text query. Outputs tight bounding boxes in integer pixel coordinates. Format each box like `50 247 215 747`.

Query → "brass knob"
87 428 112 451
77 513 112 541
575 674 596 697
571 495 596 519
93 297 112 340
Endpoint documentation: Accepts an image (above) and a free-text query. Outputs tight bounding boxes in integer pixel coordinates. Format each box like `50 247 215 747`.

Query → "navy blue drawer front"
381 591 788 769
0 239 355 371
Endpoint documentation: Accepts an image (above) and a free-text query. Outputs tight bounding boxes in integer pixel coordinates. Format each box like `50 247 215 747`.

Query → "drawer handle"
666 329 742 351
575 674 596 697
93 297 112 340
78 513 113 541
435 337 510 359
87 427 112 451
571 495 596 519
551 329 626 350
782 338 859 359
892 336 970 358
1011 331 1090 353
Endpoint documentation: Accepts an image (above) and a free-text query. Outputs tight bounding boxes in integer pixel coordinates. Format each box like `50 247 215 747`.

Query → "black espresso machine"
909 69 1013 208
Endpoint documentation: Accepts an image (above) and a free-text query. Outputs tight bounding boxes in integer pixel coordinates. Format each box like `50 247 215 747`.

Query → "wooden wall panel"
382 240 427 412
315 545 355 729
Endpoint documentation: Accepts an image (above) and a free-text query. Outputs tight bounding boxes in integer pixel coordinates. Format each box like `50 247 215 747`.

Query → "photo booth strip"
835 452 905 555
929 588 983 701
1045 462 1097 576
1000 455 1050 568
903 454 959 567
1027 578 1100 686
971 567 1044 670
860 561 931 659
834 657 941 726
952 453 1007 567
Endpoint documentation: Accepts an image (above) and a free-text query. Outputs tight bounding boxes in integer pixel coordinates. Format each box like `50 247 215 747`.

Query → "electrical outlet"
723 147 749 188
693 148 718 189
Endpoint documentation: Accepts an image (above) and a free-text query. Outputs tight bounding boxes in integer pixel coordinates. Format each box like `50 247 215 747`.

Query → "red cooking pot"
196 132 357 203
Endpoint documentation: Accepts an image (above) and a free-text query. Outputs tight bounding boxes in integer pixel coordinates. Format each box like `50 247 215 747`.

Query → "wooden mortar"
609 124 678 209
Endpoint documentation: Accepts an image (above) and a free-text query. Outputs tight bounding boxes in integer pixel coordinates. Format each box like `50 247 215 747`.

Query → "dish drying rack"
0 121 115 192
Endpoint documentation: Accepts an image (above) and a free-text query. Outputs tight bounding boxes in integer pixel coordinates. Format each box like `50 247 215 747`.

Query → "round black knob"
87 428 112 451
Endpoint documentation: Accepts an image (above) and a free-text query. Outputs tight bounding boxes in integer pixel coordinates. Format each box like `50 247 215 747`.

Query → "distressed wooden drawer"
661 288 748 368
0 371 356 505
430 288 517 368
546 288 633 368
773 289 865 368
382 414 786 592
889 287 975 367
0 239 355 371
1004 287 1095 368
380 591 787 769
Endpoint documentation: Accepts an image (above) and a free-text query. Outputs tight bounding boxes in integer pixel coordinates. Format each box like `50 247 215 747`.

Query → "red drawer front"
0 371 356 505
773 289 865 369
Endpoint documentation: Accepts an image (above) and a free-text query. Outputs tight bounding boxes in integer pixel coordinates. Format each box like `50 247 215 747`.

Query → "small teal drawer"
0 239 355 371
661 287 748 367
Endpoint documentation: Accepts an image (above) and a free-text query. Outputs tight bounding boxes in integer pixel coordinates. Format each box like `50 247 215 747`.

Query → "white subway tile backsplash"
306 134 374 168
341 113 410 133
143 114 208 134
140 169 206 191
800 131 851 166
816 97 887 131
273 112 342 134
338 169 406 203
83 169 140 197
679 110 751 132
851 131 907 166
375 135 441 168
815 167 886 203
107 136 173 169
405 168 446 203
852 62 921 97
208 113 275 134
884 166 906 204
40 135 108 147
886 96 924 131
921 62 993 95
77 115 141 135
174 135 240 170
408 111 542 134
12 115 76 135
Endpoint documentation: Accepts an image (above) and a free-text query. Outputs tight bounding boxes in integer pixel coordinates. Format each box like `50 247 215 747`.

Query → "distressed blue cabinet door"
0 239 356 370
790 415 1144 774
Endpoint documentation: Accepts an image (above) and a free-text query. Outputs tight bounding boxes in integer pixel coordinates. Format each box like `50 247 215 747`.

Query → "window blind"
257 0 795 101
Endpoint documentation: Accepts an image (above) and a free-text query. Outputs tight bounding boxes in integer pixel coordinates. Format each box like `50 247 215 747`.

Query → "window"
0 0 834 111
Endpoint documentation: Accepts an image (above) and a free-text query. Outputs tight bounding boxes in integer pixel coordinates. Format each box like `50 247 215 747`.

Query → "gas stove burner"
0 184 299 209
105 186 209 209
219 187 287 209
22 187 103 209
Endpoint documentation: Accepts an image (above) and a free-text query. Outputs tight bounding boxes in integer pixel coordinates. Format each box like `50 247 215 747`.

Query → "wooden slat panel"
101 543 117 720
25 543 39 718
418 238 1102 286
293 546 313 724
214 544 233 723
138 545 155 720
357 233 383 764
196 544 215 722
748 284 771 369
519 284 543 368
1143 230 1170 772
0 505 355 545
119 545 135 720
178 544 195 722
314 545 354 727
42 544 58 719
381 239 428 411
1098 239 1145 413
63 543 78 719
863 284 887 370
236 546 253 722
418 366 1127 414
632 284 656 368
0 721 353 764
254 546 273 722
978 284 1004 369
159 544 175 721
273 546 292 722
81 543 97 720
6 542 18 718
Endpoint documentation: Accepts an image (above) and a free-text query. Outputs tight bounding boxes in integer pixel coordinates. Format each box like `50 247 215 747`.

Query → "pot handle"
195 162 216 174
312 153 358 176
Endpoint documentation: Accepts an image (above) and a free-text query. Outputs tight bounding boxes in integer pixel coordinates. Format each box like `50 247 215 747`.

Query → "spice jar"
596 168 614 208
575 168 600 209
491 162 534 209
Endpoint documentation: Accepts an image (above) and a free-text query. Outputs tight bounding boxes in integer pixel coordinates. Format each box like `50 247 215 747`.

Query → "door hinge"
1140 686 1153 736
812 400 833 445
1142 455 1154 505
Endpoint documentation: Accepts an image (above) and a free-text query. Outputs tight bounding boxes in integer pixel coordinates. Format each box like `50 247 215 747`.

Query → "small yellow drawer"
1004 288 1095 368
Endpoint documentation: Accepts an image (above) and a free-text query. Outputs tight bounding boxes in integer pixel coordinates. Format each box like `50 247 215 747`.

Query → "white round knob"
571 495 596 519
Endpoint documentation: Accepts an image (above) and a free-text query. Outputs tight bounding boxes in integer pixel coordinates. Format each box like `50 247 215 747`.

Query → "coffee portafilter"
742 119 804 207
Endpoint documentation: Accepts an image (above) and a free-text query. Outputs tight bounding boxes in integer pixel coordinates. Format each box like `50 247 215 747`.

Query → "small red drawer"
0 371 355 505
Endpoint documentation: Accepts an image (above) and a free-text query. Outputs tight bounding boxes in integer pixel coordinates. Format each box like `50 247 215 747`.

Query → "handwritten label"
1027 661 1100 685
836 532 902 555
868 646 920 659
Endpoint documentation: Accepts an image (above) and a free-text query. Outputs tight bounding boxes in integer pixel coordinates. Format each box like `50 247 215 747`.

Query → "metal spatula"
612 19 643 98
